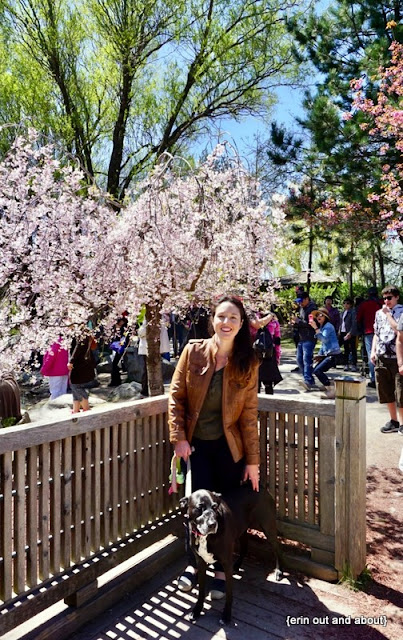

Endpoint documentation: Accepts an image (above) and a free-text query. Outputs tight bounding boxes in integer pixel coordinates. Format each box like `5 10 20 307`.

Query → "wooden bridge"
0 380 368 639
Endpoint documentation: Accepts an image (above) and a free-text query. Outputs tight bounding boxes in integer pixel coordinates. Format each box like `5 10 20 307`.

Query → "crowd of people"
291 284 403 433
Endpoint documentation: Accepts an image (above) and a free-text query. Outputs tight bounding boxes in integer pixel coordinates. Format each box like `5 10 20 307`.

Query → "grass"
339 565 373 591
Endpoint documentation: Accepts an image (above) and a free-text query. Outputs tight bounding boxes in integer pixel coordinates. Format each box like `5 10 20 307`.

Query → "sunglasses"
317 313 324 317
383 295 394 301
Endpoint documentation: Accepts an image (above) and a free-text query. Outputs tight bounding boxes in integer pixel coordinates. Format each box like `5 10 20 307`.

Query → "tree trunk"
307 221 313 294
349 242 354 299
145 303 164 396
376 242 386 288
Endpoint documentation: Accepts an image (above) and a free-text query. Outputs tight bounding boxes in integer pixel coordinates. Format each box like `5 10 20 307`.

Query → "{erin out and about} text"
286 615 387 627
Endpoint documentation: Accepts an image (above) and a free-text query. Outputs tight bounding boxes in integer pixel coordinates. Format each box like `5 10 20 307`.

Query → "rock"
109 382 142 401
96 356 113 374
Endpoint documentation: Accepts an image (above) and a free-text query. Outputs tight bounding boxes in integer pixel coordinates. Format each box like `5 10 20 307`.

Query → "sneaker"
291 366 300 373
367 381 376 389
350 365 359 372
298 380 313 392
177 570 197 592
344 365 351 371
399 425 403 436
321 387 335 400
210 578 226 600
380 420 399 434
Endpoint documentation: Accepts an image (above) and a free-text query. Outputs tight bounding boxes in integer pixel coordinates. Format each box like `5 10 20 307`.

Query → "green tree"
0 0 303 199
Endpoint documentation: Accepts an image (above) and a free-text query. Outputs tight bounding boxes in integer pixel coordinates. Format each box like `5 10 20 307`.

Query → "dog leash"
168 448 193 496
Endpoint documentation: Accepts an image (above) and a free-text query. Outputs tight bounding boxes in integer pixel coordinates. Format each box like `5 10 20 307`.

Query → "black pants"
184 435 245 569
340 332 357 366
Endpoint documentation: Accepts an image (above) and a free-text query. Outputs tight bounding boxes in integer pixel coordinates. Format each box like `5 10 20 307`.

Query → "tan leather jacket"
168 337 260 465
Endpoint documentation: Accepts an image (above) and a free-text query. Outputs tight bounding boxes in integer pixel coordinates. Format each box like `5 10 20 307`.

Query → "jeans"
313 356 336 387
296 340 315 386
364 334 375 381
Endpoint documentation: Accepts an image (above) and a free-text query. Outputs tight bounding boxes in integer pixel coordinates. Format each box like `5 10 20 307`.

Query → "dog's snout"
195 509 218 536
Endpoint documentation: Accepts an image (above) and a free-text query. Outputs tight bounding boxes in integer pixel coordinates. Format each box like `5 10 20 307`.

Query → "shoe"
210 578 226 600
350 365 359 372
399 425 403 436
291 366 300 373
344 365 351 371
321 386 335 400
177 570 197 592
380 420 399 434
367 381 376 389
298 380 313 392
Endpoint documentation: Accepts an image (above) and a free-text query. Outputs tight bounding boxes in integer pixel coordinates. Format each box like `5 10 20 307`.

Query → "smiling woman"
168 294 260 598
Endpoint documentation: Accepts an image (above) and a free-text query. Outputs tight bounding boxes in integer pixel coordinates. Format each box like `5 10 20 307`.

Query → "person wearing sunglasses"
308 308 342 399
370 286 403 433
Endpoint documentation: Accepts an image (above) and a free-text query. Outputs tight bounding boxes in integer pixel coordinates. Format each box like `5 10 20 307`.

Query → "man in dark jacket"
356 287 381 387
292 292 317 391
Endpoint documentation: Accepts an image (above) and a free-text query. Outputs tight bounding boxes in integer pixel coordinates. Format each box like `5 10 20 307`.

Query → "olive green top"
192 367 224 440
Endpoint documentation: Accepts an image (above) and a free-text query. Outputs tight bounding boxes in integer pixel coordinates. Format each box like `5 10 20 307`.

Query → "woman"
68 335 97 413
308 308 341 399
168 295 260 598
340 298 358 371
250 310 282 394
41 338 69 399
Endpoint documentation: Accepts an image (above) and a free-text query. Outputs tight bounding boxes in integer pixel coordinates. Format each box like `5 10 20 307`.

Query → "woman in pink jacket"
41 339 69 399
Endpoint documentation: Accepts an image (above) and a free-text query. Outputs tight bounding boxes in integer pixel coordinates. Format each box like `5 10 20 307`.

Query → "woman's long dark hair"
210 295 258 379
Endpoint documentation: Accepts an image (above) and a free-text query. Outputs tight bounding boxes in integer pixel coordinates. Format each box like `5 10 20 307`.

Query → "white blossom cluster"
0 135 284 374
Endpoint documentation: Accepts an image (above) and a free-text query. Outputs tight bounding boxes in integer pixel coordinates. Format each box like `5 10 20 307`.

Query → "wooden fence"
0 378 366 636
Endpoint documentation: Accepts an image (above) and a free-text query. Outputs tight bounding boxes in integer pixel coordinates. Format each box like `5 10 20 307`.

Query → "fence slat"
14 449 26 595
128 420 135 531
119 423 128 538
268 411 277 498
83 432 92 557
26 446 38 588
287 414 296 521
149 414 157 520
50 441 61 576
39 443 50 580
101 427 111 548
72 435 82 564
278 413 285 519
93 430 101 551
111 425 119 541
62 437 72 569
0 452 13 601
297 415 305 522
307 416 316 525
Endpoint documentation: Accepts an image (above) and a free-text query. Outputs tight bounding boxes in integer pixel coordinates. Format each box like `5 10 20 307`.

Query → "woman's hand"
243 464 260 491
174 440 192 462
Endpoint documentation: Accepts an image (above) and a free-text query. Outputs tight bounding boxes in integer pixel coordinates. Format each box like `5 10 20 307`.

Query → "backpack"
253 328 274 360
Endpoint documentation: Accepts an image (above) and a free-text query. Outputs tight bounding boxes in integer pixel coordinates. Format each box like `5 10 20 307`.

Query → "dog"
179 483 282 624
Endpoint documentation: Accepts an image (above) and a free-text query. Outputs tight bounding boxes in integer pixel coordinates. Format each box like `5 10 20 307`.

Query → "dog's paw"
188 607 202 622
275 568 283 582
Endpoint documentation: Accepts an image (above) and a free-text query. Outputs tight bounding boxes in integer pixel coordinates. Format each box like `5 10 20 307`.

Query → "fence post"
334 377 367 579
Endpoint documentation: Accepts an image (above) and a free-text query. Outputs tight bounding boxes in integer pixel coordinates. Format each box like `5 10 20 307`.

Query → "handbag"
253 328 274 359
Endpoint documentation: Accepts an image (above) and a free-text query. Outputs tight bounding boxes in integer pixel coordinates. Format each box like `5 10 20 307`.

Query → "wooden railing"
0 379 367 636
258 377 366 581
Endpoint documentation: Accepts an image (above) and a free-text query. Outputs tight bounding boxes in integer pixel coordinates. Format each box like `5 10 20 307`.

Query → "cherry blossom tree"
0 130 115 375
350 40 403 240
106 143 284 393
0 134 284 393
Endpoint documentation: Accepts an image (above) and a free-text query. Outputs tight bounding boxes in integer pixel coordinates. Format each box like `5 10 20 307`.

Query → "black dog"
179 483 282 624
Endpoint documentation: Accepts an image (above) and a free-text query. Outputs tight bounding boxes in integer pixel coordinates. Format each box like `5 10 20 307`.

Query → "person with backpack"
250 310 282 394
291 292 318 391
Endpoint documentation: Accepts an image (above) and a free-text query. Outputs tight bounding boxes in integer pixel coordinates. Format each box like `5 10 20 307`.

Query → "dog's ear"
210 491 222 502
210 491 222 511
179 496 189 513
